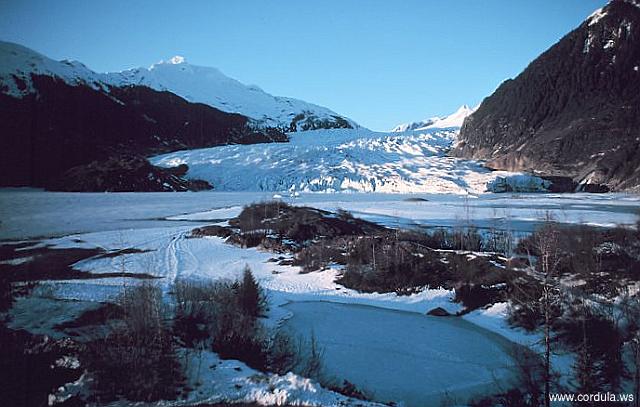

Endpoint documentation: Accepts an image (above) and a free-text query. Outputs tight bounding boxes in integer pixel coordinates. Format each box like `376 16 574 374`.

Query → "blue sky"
0 0 605 130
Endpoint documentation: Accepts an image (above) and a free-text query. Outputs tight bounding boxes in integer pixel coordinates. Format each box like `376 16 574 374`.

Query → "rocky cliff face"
454 0 640 192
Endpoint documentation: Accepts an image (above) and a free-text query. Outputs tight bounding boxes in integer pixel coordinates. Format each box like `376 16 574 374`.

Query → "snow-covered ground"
2 190 639 406
19 225 460 317
152 127 549 194
8 221 466 406
18 227 494 407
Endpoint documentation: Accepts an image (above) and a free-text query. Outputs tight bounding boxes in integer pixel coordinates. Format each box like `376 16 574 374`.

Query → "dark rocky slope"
454 0 640 192
53 156 213 192
0 75 286 191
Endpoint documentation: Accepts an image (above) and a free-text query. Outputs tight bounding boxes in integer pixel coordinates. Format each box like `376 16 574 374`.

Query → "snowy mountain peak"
434 104 475 128
111 59 357 131
168 55 186 65
0 41 356 132
391 104 476 132
152 55 188 66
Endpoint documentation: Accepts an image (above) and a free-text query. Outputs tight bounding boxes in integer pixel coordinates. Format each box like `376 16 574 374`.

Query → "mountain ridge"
0 41 356 132
0 42 289 191
108 56 357 131
453 0 640 192
391 105 475 132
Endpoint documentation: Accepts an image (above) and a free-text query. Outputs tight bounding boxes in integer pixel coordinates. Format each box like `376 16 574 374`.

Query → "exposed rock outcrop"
52 155 212 192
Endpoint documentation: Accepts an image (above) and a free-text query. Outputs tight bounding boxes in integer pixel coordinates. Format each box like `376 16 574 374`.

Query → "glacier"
151 127 549 194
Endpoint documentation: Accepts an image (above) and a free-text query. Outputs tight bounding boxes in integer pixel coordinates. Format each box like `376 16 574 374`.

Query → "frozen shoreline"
2 189 638 241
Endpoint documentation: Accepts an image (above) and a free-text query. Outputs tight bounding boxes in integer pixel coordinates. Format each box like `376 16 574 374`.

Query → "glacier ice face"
151 127 548 194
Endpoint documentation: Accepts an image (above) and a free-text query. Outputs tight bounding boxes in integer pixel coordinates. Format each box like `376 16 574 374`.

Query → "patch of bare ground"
0 244 157 281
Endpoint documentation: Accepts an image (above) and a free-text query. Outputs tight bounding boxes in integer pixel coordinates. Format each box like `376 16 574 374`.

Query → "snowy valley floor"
1 190 640 406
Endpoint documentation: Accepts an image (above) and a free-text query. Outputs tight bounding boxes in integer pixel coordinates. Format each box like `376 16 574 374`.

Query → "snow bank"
146 350 386 407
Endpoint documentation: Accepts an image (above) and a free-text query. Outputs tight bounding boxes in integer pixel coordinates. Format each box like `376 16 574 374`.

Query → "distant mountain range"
454 0 640 192
0 41 355 191
391 105 475 132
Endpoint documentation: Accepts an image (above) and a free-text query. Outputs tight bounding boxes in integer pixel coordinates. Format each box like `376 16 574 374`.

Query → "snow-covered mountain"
391 105 475 132
107 57 357 131
152 127 549 194
0 40 293 190
0 41 107 95
0 41 356 131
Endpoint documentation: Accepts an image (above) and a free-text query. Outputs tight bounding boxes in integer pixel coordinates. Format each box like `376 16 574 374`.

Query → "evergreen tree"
239 265 265 318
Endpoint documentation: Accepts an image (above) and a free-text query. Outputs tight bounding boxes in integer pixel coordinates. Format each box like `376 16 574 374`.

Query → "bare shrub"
453 226 483 251
0 274 12 313
85 282 182 402
173 268 269 371
172 272 327 382
483 228 514 255
266 329 299 374
298 332 324 380
329 380 370 401
236 201 290 233
0 326 83 407
419 227 483 251
174 279 226 347
454 284 505 310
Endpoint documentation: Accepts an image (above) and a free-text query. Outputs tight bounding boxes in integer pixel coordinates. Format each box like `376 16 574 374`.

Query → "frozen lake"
1 189 639 240
282 301 518 407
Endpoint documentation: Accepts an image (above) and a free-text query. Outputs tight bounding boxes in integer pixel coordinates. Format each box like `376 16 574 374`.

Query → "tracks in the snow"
163 231 202 286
